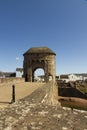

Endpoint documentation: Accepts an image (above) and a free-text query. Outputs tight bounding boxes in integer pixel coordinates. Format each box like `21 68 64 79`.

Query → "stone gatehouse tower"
23 47 56 82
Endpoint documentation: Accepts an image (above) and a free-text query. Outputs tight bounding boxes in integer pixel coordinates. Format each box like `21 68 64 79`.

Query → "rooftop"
23 47 56 55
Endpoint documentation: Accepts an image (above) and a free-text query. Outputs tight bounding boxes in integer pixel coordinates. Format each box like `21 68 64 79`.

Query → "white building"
68 74 80 81
16 68 23 78
59 73 87 82
59 74 69 82
0 72 5 78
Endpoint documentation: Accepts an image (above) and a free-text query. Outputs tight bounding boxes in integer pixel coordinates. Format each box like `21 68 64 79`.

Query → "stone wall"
24 53 56 82
58 87 87 99
0 78 24 84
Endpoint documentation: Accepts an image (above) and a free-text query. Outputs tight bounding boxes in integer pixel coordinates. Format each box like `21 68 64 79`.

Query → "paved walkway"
0 83 87 130
0 82 44 108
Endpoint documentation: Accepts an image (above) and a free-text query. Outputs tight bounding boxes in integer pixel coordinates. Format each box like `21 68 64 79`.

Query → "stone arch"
33 68 45 82
23 47 56 82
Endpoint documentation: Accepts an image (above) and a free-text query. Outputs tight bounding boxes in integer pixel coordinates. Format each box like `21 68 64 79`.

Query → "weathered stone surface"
23 47 56 82
0 78 24 85
0 83 87 130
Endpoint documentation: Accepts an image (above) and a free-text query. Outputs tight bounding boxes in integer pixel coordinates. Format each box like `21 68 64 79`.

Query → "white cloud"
16 57 20 61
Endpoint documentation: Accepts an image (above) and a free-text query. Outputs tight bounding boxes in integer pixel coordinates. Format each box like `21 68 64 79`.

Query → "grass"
77 84 87 94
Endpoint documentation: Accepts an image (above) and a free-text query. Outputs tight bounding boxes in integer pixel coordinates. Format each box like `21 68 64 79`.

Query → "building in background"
0 72 5 78
0 71 16 78
16 68 23 78
58 73 87 82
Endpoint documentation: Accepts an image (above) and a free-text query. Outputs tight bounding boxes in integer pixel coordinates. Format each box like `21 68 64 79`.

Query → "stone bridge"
0 82 87 130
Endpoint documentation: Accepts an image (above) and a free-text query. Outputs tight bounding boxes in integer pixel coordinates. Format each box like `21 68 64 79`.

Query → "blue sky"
0 0 87 75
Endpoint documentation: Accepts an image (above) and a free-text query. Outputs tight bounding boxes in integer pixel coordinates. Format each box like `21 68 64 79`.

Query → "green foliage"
78 84 87 94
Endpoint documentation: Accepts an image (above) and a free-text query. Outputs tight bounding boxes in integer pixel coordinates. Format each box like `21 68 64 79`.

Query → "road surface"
0 82 44 108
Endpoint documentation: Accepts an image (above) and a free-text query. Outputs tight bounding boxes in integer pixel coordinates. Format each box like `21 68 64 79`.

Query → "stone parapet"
0 78 24 84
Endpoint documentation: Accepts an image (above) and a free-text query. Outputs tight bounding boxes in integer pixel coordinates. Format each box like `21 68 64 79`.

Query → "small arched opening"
33 68 45 82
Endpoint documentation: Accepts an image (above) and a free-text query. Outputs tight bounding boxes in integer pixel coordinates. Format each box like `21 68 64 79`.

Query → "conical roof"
23 47 56 55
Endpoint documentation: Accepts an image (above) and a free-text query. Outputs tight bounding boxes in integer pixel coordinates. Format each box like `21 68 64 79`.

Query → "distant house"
0 72 5 78
16 68 23 78
75 73 87 81
35 75 45 82
4 72 16 77
59 74 69 82
68 74 80 81
58 73 87 82
82 74 87 80
0 71 16 78
36 75 53 82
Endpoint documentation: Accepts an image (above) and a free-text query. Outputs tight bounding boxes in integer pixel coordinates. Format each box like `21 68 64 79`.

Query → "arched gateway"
23 47 56 82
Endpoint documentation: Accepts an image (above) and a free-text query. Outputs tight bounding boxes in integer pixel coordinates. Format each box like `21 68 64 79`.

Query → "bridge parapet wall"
0 78 24 84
